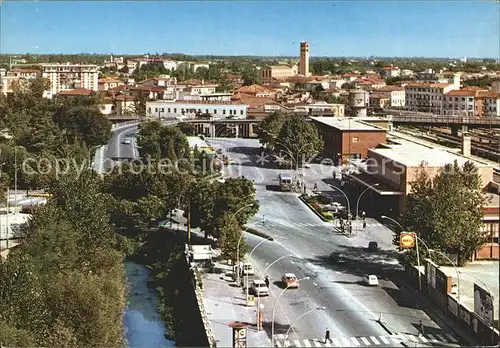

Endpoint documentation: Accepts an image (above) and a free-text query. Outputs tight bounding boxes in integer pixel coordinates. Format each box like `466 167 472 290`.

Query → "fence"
184 244 217 348
406 262 499 346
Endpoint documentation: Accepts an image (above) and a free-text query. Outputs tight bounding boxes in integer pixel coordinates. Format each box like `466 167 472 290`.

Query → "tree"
257 111 286 149
218 213 248 265
404 160 486 266
276 115 323 166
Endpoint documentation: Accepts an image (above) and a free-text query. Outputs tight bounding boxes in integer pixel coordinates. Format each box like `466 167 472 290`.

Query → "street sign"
400 232 415 248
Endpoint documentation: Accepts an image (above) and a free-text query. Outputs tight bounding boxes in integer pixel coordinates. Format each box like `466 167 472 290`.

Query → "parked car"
250 279 270 296
233 262 255 276
364 274 379 286
368 241 379 252
281 273 299 288
330 253 347 264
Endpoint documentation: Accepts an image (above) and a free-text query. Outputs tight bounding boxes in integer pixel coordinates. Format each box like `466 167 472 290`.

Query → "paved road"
212 137 463 347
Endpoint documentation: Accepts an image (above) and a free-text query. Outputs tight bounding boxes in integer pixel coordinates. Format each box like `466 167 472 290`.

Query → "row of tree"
401 160 487 266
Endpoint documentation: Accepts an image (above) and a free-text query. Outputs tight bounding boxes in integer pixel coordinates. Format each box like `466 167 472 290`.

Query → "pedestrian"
313 182 318 191
361 211 366 219
324 329 333 344
265 275 270 288
419 320 425 336
363 221 367 229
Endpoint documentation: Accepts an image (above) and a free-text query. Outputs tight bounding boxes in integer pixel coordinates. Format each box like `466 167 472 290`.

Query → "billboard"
474 283 494 325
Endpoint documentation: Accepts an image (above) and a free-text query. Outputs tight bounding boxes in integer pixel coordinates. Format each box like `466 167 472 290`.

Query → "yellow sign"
400 232 415 248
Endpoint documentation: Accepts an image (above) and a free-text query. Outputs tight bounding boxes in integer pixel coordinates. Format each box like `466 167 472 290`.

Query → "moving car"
123 138 131 145
330 253 347 264
364 274 379 286
368 241 379 252
250 279 270 296
281 273 299 288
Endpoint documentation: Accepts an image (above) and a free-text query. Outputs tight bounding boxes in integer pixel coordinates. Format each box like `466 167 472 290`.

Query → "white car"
303 163 311 169
250 279 270 296
123 138 131 145
364 274 379 286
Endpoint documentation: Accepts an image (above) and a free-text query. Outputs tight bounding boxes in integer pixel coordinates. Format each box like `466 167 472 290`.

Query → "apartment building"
9 68 40 79
260 65 298 82
443 88 488 117
146 100 248 119
369 93 390 109
381 66 401 78
98 77 124 91
405 82 457 113
481 91 500 118
41 63 99 97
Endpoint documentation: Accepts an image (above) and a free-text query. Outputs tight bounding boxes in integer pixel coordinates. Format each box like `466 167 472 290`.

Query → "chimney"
462 135 471 157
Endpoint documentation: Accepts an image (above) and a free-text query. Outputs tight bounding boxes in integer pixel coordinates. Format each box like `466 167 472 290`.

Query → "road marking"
313 282 318 286
407 335 419 342
313 340 322 347
436 334 446 342
390 335 402 343
379 336 390 344
332 338 341 346
419 335 428 342
370 336 380 345
445 333 458 343
427 334 439 342
341 337 350 346
291 260 295 264
293 339 302 347
303 339 311 347
360 337 371 345
350 337 361 346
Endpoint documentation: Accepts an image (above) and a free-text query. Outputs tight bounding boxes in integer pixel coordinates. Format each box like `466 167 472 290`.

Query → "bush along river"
123 261 176 348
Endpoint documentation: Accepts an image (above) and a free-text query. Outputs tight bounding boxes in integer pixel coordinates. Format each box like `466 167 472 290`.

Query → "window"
214 110 217 114
160 108 164 112
147 107 151 113
174 108 177 113
352 137 360 143
240 110 244 115
223 110 226 115
155 108 158 112
168 108 171 113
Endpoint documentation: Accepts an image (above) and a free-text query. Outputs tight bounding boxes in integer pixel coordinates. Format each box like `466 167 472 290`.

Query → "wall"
407 261 499 346
341 130 387 160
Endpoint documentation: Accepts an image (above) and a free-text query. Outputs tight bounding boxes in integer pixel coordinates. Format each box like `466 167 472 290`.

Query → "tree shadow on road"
261 320 291 336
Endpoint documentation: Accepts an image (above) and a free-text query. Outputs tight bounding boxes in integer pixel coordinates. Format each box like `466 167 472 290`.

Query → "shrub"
321 211 334 220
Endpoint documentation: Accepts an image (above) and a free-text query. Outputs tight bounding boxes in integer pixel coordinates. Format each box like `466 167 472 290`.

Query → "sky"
1 1 499 58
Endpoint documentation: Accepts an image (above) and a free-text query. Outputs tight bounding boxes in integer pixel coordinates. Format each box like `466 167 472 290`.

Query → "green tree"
257 111 286 149
218 213 248 265
276 115 323 167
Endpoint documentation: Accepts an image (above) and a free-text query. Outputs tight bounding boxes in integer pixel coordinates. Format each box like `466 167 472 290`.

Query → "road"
106 130 467 347
211 137 463 347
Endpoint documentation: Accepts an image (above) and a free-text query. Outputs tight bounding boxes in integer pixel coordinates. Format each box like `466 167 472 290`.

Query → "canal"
123 261 176 348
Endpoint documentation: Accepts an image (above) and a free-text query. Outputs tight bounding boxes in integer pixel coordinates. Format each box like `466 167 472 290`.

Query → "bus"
278 173 293 191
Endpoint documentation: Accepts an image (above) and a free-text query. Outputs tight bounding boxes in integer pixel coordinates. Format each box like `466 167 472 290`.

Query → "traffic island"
298 194 334 222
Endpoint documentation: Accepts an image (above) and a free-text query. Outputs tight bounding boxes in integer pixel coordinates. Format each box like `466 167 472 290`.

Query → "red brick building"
310 117 387 164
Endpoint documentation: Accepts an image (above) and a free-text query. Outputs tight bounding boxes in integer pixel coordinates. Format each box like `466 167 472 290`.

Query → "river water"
123 261 176 348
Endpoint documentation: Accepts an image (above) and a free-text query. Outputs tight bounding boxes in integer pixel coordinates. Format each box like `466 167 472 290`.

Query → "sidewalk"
202 262 272 347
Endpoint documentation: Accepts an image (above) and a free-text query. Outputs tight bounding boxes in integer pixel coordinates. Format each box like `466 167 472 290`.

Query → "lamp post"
429 249 461 305
285 307 326 340
233 203 256 284
356 183 379 219
245 237 271 301
329 184 352 235
271 276 310 346
380 215 432 292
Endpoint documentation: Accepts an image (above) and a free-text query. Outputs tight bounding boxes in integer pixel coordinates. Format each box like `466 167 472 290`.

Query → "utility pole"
187 200 191 245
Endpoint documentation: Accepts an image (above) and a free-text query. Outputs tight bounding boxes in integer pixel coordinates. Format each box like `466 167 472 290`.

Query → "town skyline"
1 1 499 58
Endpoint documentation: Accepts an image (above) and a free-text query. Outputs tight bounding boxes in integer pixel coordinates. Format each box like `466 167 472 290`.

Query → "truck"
278 172 293 191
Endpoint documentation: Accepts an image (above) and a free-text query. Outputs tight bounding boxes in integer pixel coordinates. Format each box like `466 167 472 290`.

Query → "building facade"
405 82 457 113
443 88 486 117
377 86 406 107
41 63 99 97
481 92 500 118
145 100 248 119
310 117 387 164
260 65 298 82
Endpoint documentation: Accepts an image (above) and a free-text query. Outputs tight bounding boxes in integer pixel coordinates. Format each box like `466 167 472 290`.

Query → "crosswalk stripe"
445 333 458 343
303 339 312 347
294 339 302 347
436 334 446 342
332 338 341 347
407 335 419 342
379 336 390 344
360 337 371 345
351 337 361 346
391 334 402 343
341 337 351 346
419 335 428 342
427 334 439 342
313 339 323 347
370 336 380 345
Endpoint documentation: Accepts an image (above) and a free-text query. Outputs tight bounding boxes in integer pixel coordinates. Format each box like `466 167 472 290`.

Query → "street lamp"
245 237 272 301
380 215 432 292
234 203 257 283
356 183 379 219
285 306 326 340
271 276 310 346
329 184 352 234
429 249 461 306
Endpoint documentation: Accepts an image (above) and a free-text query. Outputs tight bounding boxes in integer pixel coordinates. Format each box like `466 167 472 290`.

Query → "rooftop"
150 99 246 106
371 136 494 168
58 88 94 96
310 117 386 131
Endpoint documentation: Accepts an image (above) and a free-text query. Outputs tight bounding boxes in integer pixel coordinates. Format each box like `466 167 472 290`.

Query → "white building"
377 86 406 107
381 67 401 78
405 82 457 113
146 100 248 119
443 89 479 117
41 63 99 97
